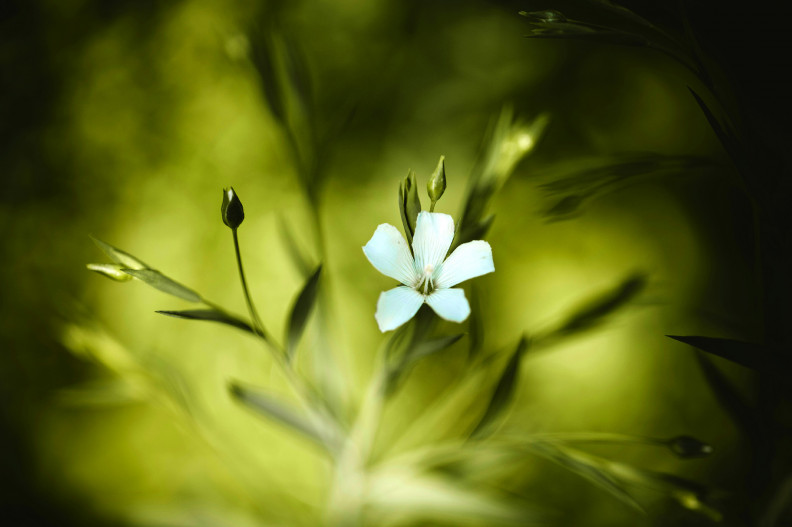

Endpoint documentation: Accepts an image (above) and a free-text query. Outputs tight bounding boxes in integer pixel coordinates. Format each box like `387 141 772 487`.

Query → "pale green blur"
6 0 758 526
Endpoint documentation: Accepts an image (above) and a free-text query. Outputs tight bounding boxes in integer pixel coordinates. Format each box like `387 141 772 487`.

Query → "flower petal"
435 240 494 288
363 224 418 285
425 288 470 323
412 211 455 273
375 286 425 332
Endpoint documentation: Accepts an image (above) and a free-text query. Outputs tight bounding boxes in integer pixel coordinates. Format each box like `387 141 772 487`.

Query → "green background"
2 1 787 525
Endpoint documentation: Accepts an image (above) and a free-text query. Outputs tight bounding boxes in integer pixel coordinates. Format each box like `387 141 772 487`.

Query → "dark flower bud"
221 187 245 229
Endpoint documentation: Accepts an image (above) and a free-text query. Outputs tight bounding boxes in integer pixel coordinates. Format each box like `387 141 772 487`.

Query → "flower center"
416 263 435 295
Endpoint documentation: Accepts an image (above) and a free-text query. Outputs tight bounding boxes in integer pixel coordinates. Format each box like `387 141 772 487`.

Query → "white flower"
363 211 495 332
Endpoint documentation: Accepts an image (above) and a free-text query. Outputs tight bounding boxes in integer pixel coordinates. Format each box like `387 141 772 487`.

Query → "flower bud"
667 435 713 458
427 155 446 209
221 187 245 229
86 263 133 282
399 170 421 241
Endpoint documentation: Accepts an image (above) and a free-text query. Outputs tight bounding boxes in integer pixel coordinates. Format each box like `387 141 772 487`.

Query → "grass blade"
122 268 203 303
667 335 780 372
286 264 322 361
526 441 645 513
90 235 149 269
229 382 325 446
556 273 647 336
470 336 529 438
156 309 254 335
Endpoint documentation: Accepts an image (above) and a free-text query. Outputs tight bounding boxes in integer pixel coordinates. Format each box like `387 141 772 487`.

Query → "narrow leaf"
409 334 465 364
387 333 465 394
526 441 645 513
248 28 286 123
667 335 780 372
122 268 203 303
688 87 742 169
156 309 254 335
694 352 759 441
470 336 529 438
90 236 149 269
286 265 322 360
556 273 647 336
277 216 312 277
229 382 324 446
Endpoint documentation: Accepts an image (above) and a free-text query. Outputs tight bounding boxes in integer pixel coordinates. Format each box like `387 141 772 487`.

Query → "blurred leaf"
122 268 203 303
286 264 322 361
279 32 314 123
556 273 647 336
468 284 485 360
90 235 149 269
56 378 144 406
470 336 529 438
694 352 759 440
583 0 658 29
248 27 286 123
387 334 465 393
688 87 743 170
457 214 495 247
278 216 313 278
156 309 254 335
679 3 709 80
525 441 645 513
540 154 711 195
409 334 465 364
367 467 531 526
519 10 649 47
667 334 781 373
229 382 325 446
86 263 134 282
543 194 587 221
606 462 722 521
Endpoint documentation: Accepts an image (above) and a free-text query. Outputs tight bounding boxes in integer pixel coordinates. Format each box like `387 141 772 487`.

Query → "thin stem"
430 201 436 212
232 228 271 345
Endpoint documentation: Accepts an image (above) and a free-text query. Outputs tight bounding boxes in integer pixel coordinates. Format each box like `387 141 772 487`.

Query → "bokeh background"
2 1 790 526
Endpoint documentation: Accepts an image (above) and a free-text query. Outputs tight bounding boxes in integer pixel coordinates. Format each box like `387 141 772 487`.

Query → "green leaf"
86 263 134 282
467 285 485 360
519 11 649 47
156 309 254 335
525 441 645 513
229 382 325 446
277 216 313 278
248 28 286 124
90 236 149 269
387 333 465 393
399 170 422 245
667 335 780 372
555 273 647 336
409 334 465 364
694 352 756 430
470 336 529 438
543 194 586 221
122 269 203 303
286 265 322 360
687 87 742 170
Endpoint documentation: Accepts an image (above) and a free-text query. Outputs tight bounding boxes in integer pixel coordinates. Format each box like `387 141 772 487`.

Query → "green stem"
232 228 271 344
